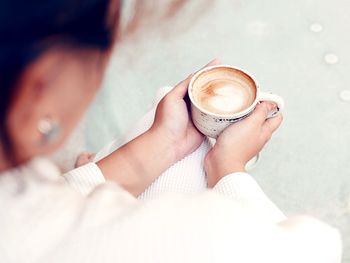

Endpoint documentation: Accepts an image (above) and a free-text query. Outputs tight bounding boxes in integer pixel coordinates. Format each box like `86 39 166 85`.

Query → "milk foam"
192 69 256 115
205 84 249 113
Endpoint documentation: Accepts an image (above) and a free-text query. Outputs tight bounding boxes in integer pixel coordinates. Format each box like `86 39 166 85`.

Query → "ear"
6 47 102 163
5 50 66 161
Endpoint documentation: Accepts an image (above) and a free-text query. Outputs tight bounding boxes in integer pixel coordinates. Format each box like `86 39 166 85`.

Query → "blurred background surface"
56 0 350 261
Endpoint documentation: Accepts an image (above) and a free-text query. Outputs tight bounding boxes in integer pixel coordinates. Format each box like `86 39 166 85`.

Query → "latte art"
192 68 256 115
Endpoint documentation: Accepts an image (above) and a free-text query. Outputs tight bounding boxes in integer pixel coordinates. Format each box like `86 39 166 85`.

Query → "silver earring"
38 117 61 145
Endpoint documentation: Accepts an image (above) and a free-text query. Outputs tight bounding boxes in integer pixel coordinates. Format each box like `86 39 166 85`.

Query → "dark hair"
0 0 120 158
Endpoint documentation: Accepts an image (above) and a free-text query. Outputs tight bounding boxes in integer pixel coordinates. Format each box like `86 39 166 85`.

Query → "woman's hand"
151 59 221 162
98 59 221 196
204 102 283 187
75 152 96 168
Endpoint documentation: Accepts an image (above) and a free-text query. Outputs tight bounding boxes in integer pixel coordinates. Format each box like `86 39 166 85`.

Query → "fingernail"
267 102 277 110
261 102 274 111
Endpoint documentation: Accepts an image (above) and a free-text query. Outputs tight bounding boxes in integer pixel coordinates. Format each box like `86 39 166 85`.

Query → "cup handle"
258 92 285 119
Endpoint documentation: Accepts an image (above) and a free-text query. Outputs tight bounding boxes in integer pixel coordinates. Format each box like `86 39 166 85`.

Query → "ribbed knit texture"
64 162 105 195
214 173 287 223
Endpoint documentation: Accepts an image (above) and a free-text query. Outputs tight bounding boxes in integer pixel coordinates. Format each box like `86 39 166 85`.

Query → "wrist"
145 128 177 164
148 125 179 162
204 149 246 188
97 128 177 196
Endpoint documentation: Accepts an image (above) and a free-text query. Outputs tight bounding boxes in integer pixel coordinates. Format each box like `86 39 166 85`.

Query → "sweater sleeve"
8 161 341 263
39 186 342 263
63 162 106 195
213 172 287 223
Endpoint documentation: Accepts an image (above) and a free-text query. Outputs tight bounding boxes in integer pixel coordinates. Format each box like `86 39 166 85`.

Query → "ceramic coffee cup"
188 65 284 138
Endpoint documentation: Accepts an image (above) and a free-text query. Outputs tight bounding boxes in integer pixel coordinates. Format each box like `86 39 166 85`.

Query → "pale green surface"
85 1 350 261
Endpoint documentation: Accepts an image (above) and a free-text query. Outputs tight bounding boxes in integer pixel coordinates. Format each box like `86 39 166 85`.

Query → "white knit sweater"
0 157 342 263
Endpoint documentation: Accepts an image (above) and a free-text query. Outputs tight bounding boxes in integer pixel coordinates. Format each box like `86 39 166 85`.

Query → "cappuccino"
191 68 256 115
188 65 284 138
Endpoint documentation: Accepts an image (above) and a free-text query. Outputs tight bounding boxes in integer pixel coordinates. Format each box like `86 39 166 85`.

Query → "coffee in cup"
191 67 257 115
188 65 284 138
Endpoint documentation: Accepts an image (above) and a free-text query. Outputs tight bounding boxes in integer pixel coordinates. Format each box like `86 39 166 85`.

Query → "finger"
202 58 222 68
168 75 193 99
75 152 92 168
262 113 283 135
169 59 223 98
88 153 96 162
248 102 277 125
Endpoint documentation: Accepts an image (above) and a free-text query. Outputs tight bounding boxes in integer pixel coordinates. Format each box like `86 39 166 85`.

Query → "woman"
0 0 342 262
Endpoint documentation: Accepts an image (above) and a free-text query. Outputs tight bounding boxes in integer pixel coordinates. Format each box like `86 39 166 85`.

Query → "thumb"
169 59 222 99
